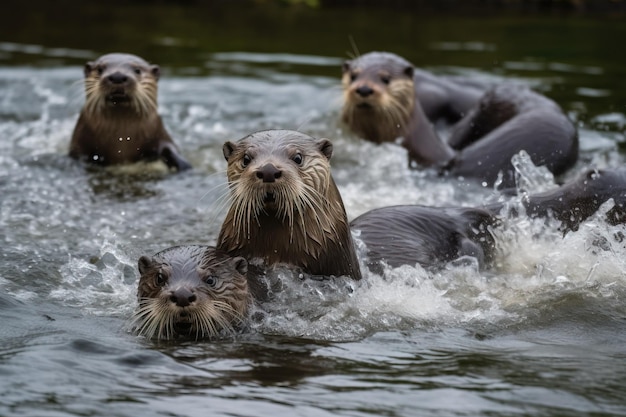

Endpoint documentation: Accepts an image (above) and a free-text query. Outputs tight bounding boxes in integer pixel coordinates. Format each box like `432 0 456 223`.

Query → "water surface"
1 3 626 417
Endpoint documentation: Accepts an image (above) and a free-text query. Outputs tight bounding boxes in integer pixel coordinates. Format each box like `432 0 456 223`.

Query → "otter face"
217 129 360 279
341 52 416 143
132 245 249 340
221 130 334 236
83 53 160 116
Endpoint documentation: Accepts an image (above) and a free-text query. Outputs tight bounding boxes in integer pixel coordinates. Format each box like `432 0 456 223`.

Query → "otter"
504 167 626 231
132 245 249 340
70 53 191 171
216 129 362 280
341 51 578 187
351 168 626 271
350 205 497 274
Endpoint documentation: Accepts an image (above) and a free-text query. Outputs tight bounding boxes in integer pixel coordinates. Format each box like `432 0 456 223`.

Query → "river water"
1 3 626 417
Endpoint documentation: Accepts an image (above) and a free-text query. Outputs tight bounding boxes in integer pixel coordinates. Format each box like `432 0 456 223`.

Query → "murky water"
1 3 626 417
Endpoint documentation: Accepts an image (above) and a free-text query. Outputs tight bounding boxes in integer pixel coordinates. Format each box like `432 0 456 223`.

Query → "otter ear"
223 141 236 161
342 61 352 73
84 62 94 77
150 65 160 80
318 139 333 160
404 65 414 79
231 256 248 275
138 256 155 275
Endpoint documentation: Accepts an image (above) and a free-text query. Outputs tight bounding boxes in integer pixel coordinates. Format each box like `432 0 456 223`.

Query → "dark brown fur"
133 245 249 340
70 53 191 171
217 129 362 280
341 51 578 187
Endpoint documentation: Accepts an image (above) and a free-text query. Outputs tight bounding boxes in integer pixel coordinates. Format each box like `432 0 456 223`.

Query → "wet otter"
341 51 578 187
351 205 497 274
506 167 626 231
132 245 249 340
70 53 191 171
217 129 362 280
351 168 626 271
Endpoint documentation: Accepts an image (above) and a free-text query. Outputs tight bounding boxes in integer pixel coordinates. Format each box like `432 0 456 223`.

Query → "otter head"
132 245 249 340
83 53 160 117
341 52 416 143
217 129 361 280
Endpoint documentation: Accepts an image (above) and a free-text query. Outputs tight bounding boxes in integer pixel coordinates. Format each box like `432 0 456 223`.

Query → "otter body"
133 245 249 340
217 129 362 280
341 52 578 187
351 205 497 273
352 168 626 271
70 53 191 171
508 167 626 231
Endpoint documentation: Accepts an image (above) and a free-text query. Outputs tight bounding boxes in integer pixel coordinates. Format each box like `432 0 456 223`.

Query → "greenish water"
1 3 626 417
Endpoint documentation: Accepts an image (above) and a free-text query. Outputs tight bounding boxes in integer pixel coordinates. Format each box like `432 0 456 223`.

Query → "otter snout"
169 287 197 307
106 71 129 85
355 85 374 97
256 163 282 183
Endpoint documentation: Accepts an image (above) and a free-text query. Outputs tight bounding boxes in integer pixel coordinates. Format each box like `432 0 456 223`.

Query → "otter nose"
107 72 128 84
170 288 196 307
356 85 374 97
256 164 282 183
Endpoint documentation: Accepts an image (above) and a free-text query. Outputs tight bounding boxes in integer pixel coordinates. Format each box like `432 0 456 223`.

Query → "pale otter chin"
69 52 191 171
217 129 362 280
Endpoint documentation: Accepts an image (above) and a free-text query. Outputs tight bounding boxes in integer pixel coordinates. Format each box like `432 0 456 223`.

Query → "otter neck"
217 185 362 280
403 95 457 168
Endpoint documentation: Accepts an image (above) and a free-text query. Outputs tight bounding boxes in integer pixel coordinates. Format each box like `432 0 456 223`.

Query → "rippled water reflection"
1 3 626 417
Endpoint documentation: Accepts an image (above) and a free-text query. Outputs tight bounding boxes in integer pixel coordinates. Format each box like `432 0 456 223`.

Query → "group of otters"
70 52 626 340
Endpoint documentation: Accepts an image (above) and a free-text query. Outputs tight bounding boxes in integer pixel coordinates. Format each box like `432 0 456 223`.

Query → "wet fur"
217 129 362 280
500 167 626 232
69 53 191 171
132 245 249 340
341 51 578 187
352 168 626 272
351 205 497 273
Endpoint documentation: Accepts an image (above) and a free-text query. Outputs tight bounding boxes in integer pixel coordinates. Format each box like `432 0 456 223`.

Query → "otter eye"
134 67 141 75
242 154 252 168
96 66 104 75
205 276 218 287
350 72 357 82
292 153 303 165
380 75 391 85
156 271 166 286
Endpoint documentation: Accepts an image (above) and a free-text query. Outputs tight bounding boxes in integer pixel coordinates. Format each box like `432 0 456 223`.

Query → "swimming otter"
216 129 362 280
132 245 249 340
508 167 626 231
341 51 578 187
350 205 497 274
70 53 191 171
351 168 626 271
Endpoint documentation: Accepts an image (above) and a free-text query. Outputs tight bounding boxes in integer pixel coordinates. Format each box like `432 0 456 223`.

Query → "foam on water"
243 206 626 343
2 63 625 347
